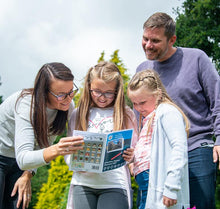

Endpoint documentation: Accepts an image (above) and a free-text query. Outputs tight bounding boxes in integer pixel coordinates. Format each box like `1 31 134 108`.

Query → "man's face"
142 27 172 62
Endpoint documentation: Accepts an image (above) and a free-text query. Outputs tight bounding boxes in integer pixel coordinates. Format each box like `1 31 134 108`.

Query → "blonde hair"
76 61 130 131
127 69 190 135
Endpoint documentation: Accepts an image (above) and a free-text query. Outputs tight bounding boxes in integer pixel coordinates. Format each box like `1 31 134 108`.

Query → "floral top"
133 111 155 176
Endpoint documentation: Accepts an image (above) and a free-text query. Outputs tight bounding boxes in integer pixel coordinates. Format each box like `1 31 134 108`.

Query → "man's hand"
213 145 220 169
11 171 32 209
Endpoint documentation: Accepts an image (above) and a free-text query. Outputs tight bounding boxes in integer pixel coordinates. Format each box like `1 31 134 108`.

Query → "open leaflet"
69 129 133 173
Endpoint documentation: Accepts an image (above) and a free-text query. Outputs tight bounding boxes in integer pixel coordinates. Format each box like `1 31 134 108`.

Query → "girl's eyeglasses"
90 89 116 99
49 83 79 101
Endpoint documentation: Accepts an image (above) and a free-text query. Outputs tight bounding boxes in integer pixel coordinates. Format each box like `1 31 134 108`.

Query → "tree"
174 0 220 71
99 49 133 107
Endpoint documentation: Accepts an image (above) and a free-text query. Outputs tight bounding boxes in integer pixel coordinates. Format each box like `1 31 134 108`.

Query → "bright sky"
0 0 184 100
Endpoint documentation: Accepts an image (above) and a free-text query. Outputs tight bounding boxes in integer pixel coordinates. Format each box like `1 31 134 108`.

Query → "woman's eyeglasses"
90 89 116 99
49 83 79 101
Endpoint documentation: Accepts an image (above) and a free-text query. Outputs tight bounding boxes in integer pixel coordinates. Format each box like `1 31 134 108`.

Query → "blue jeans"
135 170 149 209
0 155 23 209
188 147 216 209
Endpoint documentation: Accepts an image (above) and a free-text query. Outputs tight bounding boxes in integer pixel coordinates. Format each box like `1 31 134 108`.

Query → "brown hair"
143 12 176 40
17 62 74 148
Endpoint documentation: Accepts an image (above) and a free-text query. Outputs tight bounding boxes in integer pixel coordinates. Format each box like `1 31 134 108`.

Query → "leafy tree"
174 0 220 70
97 51 105 63
99 49 133 107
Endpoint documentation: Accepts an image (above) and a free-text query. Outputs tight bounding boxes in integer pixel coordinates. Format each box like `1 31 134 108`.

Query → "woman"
0 62 84 209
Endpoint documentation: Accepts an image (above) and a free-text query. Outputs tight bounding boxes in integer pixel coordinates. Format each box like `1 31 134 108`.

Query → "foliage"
59 182 71 209
28 165 50 209
97 51 105 62
73 91 81 107
131 176 138 209
99 50 133 107
174 0 220 70
34 156 73 209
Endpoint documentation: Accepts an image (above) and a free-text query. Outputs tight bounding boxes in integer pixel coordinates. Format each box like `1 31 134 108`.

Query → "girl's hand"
163 195 177 207
128 163 134 176
122 148 134 162
43 136 84 163
11 171 32 209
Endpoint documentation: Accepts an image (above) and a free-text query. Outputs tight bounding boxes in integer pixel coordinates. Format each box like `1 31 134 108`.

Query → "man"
136 12 220 209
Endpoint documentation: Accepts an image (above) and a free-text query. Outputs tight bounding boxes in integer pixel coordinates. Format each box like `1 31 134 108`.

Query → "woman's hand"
56 136 84 155
43 136 84 163
163 195 177 207
11 171 32 209
122 148 134 163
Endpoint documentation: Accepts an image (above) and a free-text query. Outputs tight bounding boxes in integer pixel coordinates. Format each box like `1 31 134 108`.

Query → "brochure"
69 129 133 173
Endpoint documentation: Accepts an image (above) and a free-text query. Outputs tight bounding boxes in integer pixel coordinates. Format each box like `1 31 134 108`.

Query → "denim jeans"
0 155 23 209
188 147 216 209
135 170 149 209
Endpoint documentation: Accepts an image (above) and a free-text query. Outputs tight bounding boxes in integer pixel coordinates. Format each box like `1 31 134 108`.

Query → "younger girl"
127 69 190 209
65 61 138 209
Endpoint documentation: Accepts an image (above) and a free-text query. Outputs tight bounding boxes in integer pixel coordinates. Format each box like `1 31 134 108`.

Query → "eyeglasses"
90 89 116 99
49 83 79 101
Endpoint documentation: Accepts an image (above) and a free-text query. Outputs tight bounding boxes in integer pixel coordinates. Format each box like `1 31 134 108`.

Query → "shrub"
34 156 73 209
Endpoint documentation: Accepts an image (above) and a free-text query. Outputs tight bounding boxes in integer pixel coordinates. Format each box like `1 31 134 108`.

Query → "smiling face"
47 78 74 111
142 27 176 62
90 78 117 108
128 86 158 117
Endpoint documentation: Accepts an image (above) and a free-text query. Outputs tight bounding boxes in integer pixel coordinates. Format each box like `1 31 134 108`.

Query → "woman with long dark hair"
0 62 83 209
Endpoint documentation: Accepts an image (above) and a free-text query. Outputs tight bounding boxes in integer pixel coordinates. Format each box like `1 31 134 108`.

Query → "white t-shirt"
68 107 129 190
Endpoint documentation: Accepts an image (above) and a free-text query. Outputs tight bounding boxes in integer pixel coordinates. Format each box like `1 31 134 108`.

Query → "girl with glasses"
65 61 138 209
0 62 83 209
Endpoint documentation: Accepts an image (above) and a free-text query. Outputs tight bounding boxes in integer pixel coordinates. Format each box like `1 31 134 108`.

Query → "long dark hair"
17 62 74 148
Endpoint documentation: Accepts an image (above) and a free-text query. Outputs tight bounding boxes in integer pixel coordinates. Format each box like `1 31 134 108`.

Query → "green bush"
59 182 71 209
34 156 73 209
131 176 138 209
28 165 50 208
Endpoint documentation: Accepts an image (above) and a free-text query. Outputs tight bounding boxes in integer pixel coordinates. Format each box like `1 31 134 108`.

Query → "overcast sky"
0 0 184 100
